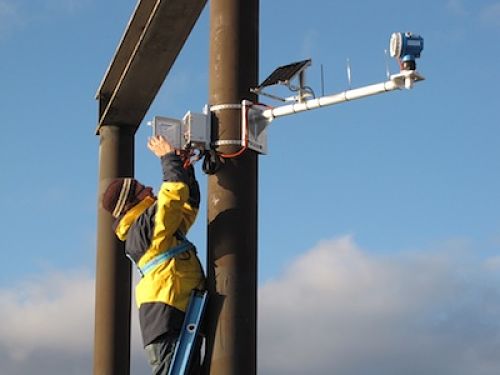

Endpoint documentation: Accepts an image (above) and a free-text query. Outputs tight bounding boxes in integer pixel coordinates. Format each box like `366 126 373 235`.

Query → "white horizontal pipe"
262 79 400 120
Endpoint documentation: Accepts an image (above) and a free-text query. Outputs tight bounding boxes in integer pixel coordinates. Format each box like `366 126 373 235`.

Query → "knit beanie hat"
102 178 153 218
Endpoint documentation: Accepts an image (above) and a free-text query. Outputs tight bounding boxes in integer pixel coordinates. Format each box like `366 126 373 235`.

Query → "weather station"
94 1 426 372
148 31 425 169
142 32 425 371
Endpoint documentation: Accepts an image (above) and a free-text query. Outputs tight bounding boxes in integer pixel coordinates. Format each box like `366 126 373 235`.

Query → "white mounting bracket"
260 70 425 121
149 71 424 156
242 100 271 154
208 101 270 155
390 70 425 89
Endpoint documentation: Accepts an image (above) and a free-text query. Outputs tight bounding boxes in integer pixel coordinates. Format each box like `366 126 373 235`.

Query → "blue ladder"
168 289 208 375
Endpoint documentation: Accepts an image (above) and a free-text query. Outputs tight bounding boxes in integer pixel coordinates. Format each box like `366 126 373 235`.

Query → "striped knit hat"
102 178 153 218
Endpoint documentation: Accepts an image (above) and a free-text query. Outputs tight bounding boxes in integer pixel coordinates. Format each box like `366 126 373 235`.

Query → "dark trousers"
145 333 202 375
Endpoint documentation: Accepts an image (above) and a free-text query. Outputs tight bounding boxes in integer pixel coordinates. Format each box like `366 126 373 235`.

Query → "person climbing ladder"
101 135 205 374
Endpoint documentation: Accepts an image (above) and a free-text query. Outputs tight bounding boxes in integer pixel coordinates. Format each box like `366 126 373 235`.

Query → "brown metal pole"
205 0 259 374
93 125 134 375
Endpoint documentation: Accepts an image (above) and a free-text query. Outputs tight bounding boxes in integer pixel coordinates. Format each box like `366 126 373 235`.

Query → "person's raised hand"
147 135 173 157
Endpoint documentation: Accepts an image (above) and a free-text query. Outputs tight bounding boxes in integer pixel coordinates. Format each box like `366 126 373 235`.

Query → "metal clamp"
210 103 243 112
210 104 244 149
213 140 242 146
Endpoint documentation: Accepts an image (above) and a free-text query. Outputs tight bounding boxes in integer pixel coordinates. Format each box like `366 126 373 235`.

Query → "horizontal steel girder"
96 0 207 133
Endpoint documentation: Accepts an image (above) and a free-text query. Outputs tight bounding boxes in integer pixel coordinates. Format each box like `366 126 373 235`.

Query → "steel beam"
96 0 207 133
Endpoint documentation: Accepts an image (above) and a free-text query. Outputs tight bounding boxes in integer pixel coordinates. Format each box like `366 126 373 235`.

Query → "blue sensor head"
390 32 424 70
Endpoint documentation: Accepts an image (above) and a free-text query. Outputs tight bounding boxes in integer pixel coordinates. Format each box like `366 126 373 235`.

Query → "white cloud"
0 269 148 374
1 237 500 374
259 236 500 375
0 270 94 361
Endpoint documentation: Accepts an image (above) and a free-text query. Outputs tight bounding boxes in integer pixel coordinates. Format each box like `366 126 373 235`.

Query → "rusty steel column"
205 0 259 374
94 125 134 375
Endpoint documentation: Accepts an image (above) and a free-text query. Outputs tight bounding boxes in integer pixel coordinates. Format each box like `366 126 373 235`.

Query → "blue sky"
1 0 500 374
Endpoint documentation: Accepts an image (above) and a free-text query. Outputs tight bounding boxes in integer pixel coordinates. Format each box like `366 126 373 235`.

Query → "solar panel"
257 59 311 88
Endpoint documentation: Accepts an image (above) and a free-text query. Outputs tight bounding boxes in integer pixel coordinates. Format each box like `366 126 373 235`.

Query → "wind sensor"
389 32 424 88
390 32 424 71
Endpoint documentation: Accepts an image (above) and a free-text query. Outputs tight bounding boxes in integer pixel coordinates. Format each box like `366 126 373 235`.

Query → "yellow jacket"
114 153 204 346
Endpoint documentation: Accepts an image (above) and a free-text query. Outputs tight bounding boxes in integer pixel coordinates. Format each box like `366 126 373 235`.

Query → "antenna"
384 49 391 79
346 58 352 89
320 64 325 97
